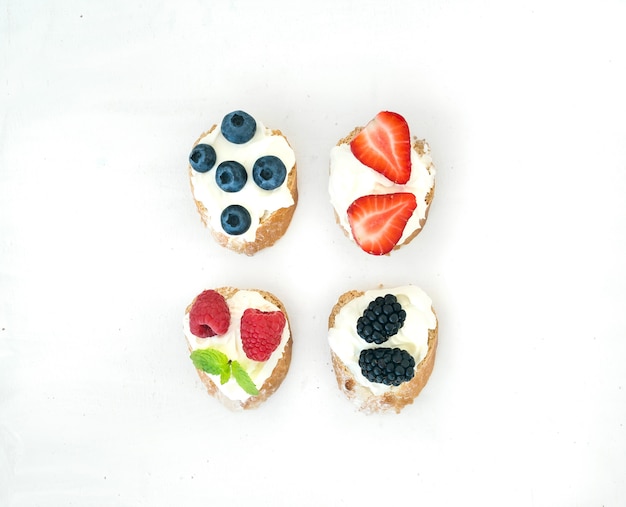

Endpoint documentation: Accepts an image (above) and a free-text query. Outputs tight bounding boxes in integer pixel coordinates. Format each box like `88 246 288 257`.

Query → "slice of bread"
328 288 438 414
189 122 298 256
184 287 292 410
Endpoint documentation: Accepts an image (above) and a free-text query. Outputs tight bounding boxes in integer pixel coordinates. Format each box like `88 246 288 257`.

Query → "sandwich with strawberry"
329 111 436 255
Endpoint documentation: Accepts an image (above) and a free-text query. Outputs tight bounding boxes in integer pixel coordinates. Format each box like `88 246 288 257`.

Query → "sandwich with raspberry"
183 287 292 410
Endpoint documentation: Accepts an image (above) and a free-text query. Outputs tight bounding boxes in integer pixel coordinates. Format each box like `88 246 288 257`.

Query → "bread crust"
185 287 293 411
189 126 298 256
328 289 438 414
333 127 435 254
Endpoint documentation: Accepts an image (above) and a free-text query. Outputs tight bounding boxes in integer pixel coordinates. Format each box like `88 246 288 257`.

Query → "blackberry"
358 347 416 386
356 294 406 344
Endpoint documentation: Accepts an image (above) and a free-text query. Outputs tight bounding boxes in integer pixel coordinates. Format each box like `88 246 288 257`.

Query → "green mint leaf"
220 364 231 385
231 361 259 396
190 348 229 376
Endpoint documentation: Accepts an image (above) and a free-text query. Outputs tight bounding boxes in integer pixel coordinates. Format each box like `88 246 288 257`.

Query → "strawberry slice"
347 193 417 255
350 111 412 184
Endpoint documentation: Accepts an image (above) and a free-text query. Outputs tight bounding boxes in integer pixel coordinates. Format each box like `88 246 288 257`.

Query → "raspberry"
189 290 231 338
240 308 286 362
358 347 416 386
356 294 406 344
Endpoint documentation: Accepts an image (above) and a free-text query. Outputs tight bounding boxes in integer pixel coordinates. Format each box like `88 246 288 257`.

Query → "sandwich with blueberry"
188 110 298 255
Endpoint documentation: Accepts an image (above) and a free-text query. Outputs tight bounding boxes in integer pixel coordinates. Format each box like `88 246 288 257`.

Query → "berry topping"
215 160 248 192
350 111 412 184
220 204 251 235
346 193 417 255
252 155 287 190
189 290 231 338
358 347 416 386
356 294 406 344
221 110 257 144
240 308 286 362
189 144 217 173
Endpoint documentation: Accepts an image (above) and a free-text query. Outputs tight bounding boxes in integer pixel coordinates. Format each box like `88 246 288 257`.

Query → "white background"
1 1 625 505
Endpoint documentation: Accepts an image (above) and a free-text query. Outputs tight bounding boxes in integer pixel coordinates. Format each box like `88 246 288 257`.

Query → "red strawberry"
240 308 286 362
189 290 231 338
347 193 417 255
350 111 412 184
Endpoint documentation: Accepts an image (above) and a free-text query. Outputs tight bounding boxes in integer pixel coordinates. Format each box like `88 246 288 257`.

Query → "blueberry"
220 205 251 235
220 110 256 144
215 160 247 192
252 155 287 190
189 144 216 173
